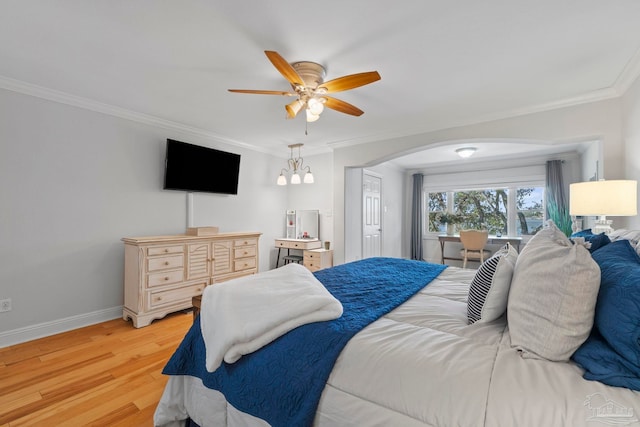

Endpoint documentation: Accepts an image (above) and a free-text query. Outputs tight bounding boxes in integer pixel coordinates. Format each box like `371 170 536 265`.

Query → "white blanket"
201 263 343 372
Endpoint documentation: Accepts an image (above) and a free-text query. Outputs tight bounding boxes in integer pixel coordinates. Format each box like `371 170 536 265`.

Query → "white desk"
437 234 522 264
274 238 322 268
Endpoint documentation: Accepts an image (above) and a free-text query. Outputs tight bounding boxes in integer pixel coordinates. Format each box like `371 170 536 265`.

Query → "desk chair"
459 229 491 268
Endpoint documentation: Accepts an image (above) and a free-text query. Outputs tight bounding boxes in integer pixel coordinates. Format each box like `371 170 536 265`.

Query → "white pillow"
507 220 601 361
467 243 518 324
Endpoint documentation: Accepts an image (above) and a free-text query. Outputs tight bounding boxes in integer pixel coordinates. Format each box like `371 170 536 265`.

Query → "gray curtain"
545 160 566 216
411 173 424 260
546 160 576 235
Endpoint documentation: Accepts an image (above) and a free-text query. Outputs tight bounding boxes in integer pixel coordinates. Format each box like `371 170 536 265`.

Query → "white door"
362 172 382 259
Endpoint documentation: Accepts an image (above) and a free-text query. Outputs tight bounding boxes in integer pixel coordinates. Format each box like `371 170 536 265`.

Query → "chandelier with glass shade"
277 143 314 185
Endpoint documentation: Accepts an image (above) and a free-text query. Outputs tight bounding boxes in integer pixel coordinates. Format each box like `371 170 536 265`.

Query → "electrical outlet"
0 298 11 312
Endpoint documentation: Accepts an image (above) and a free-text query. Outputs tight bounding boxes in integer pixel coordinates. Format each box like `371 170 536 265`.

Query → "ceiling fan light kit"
229 51 380 124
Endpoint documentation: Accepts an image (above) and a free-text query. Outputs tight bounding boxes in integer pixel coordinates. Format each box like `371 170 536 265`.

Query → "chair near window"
459 229 491 268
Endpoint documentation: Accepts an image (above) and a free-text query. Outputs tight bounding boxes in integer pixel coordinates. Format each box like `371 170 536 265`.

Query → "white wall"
332 98 625 265
284 152 334 246
0 88 287 342
622 75 640 230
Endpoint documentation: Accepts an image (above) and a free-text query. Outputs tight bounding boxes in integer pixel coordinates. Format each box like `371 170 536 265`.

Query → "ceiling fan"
228 50 381 123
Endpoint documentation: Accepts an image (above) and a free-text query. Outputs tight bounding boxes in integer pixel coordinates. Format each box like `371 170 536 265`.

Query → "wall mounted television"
163 139 241 195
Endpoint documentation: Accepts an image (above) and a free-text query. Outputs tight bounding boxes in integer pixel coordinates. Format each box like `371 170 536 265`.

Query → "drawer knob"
164 261 170 265
164 249 169 253
164 277 169 281
243 251 248 255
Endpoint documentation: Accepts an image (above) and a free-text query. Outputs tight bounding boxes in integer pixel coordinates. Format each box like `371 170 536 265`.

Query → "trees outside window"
427 191 447 232
454 189 508 235
427 186 544 236
515 187 544 236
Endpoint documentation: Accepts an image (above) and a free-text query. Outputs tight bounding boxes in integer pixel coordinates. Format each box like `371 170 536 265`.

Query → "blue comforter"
162 257 447 427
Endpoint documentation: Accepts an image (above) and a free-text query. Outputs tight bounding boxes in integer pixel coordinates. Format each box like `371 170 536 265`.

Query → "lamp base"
571 216 582 233
592 217 613 235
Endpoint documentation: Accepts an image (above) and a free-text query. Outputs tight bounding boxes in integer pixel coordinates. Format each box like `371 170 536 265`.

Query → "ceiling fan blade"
323 96 364 116
228 89 296 96
318 71 381 93
264 51 305 87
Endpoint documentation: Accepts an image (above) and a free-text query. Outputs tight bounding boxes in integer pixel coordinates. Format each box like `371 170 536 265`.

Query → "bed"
154 223 640 427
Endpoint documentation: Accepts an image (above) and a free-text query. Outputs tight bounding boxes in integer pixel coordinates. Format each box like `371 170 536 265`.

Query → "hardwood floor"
0 311 194 426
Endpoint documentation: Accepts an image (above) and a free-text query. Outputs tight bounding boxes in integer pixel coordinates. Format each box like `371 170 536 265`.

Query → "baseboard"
0 306 123 348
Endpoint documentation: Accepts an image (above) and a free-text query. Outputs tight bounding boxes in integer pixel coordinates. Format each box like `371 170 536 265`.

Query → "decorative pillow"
572 240 640 390
590 239 640 365
570 229 611 253
467 243 518 324
573 324 640 391
507 220 601 361
608 228 640 257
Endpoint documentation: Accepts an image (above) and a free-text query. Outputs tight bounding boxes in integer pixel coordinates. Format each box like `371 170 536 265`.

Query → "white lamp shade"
307 98 324 115
306 110 320 122
570 180 638 216
290 173 301 184
303 172 314 184
277 174 287 186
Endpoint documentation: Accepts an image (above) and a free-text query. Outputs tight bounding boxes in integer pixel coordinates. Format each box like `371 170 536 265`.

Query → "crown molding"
614 46 640 94
0 75 272 154
328 86 621 150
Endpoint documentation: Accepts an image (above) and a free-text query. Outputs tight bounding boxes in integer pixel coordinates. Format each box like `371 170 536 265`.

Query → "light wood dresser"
122 231 261 327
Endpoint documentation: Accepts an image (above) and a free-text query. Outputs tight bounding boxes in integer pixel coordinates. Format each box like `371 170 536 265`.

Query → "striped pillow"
467 244 518 324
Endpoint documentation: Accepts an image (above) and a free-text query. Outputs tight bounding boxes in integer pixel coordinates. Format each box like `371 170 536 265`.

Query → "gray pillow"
507 220 600 361
467 243 518 324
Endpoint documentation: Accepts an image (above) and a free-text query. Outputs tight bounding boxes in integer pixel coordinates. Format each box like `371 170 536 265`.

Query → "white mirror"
286 210 319 239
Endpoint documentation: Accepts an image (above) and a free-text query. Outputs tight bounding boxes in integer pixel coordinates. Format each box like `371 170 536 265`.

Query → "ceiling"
1 1 640 164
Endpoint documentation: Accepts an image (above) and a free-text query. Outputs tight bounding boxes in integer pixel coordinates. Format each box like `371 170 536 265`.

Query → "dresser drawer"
147 283 205 310
276 239 322 250
147 254 184 272
234 257 256 271
234 245 256 259
235 238 258 247
304 262 322 272
147 245 184 256
147 269 184 288
304 251 322 261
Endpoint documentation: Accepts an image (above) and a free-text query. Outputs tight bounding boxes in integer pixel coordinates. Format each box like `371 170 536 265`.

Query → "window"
427 191 447 233
454 189 508 235
515 187 544 236
427 186 544 236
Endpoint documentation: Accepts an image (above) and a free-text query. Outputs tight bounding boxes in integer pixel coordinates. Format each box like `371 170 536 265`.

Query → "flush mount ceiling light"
455 147 477 158
277 143 314 186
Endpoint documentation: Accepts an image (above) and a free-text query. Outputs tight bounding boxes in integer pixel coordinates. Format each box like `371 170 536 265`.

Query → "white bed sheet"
155 267 640 427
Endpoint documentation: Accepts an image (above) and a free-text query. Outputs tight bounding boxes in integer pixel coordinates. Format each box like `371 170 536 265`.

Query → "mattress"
154 266 640 427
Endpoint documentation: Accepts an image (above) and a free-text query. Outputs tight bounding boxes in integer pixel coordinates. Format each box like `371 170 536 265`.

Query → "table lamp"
569 180 637 235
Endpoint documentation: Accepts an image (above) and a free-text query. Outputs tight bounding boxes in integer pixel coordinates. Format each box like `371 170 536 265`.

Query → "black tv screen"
163 139 241 195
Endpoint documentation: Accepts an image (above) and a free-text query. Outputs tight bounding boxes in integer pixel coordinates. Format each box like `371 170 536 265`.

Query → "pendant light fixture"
277 143 314 185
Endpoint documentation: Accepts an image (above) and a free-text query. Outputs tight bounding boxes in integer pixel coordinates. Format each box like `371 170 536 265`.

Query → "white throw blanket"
201 262 343 372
